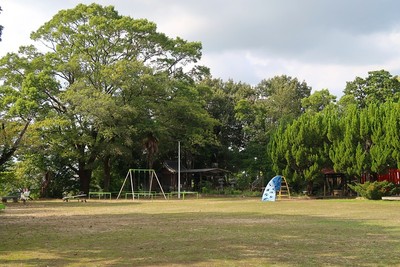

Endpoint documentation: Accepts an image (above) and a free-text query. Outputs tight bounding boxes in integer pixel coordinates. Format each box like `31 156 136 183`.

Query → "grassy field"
1 197 400 267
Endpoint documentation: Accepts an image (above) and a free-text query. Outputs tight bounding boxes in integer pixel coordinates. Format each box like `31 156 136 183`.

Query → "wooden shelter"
322 168 347 197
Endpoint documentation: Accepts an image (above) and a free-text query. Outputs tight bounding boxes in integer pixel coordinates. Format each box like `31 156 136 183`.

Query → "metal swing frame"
116 169 167 200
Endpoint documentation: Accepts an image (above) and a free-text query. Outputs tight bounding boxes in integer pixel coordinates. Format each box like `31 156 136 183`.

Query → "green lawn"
1 198 399 266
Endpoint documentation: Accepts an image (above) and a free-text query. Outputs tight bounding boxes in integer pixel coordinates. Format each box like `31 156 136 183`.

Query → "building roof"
163 161 188 173
321 168 345 175
163 161 229 174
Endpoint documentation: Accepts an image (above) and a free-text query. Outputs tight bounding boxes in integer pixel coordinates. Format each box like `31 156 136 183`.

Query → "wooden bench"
1 195 19 203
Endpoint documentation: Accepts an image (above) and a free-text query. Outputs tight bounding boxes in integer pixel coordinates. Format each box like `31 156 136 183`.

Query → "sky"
1 0 400 97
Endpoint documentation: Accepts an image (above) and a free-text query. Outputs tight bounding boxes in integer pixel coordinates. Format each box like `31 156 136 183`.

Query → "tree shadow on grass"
1 198 153 212
1 209 400 266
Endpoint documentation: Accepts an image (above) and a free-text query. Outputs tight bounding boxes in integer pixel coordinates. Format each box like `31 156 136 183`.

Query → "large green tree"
385 102 400 169
328 102 400 181
301 89 336 114
269 90 400 194
327 104 364 178
343 70 400 108
0 46 54 170
330 70 400 181
1 4 209 194
255 75 311 125
269 109 332 193
197 78 254 170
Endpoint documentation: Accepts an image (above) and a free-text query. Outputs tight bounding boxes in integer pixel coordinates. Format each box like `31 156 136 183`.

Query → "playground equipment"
262 175 291 201
278 176 291 199
117 169 167 200
251 175 263 191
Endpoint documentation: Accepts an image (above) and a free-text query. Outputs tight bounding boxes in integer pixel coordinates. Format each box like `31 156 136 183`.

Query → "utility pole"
178 141 181 199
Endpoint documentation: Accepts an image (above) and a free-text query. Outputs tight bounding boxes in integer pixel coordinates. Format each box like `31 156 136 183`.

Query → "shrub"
200 181 214 194
349 181 399 200
234 172 252 190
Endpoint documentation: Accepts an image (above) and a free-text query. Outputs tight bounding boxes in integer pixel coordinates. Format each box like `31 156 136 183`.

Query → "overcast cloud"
1 0 400 97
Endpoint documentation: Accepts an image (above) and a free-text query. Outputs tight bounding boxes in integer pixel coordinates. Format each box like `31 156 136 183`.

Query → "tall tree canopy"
255 75 311 124
0 46 52 170
269 109 332 193
301 89 336 113
0 6 3 41
0 3 213 194
198 78 255 173
343 70 400 108
269 70 400 193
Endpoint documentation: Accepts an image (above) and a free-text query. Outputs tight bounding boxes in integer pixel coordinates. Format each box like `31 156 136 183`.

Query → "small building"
160 161 230 192
321 168 347 197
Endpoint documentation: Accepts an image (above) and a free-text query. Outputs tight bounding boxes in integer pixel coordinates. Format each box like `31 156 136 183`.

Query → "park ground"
1 197 400 266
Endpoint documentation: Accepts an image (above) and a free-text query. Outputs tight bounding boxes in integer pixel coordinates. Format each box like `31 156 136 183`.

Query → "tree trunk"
76 144 97 195
40 171 53 198
103 156 111 191
143 132 158 170
78 168 92 195
307 180 313 195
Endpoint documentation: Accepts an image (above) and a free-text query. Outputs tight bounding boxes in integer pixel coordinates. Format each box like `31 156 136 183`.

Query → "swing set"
116 169 167 200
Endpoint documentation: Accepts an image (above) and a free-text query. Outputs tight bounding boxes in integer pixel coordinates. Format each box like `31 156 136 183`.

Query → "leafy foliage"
269 110 332 193
349 181 399 200
0 3 212 194
0 6 3 41
344 70 400 108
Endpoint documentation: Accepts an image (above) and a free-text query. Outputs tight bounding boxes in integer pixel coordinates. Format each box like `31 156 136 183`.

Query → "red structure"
377 169 400 185
361 169 400 184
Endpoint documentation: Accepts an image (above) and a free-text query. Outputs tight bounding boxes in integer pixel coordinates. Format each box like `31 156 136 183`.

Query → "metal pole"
178 141 181 199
